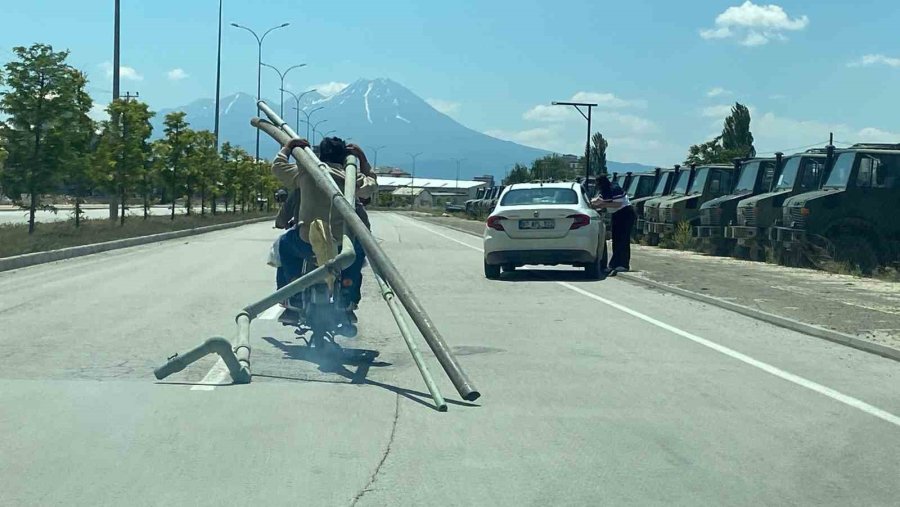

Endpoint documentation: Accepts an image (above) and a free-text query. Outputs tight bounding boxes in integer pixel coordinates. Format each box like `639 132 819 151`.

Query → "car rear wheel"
585 244 608 280
484 260 501 280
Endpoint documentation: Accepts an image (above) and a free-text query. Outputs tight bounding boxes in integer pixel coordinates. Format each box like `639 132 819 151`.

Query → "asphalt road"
1 211 898 506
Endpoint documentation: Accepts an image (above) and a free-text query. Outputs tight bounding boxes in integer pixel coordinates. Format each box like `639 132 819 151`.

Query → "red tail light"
487 215 507 231
568 214 590 230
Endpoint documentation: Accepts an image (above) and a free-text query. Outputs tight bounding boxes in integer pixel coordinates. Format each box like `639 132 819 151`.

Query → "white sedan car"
483 182 607 279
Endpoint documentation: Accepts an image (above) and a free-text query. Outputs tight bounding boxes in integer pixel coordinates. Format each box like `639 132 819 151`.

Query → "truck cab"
772 144 900 273
643 166 695 245
602 171 652 239
634 167 679 240
726 149 830 260
648 164 735 243
694 156 779 254
466 187 487 217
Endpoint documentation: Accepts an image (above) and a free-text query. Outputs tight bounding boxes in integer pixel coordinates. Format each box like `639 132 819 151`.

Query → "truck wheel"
828 234 880 275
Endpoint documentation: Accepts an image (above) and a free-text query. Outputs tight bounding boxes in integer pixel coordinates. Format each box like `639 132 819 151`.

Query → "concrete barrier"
0 216 273 273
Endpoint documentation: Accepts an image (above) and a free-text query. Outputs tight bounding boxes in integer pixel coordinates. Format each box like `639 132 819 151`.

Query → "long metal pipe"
253 101 481 401
374 271 447 411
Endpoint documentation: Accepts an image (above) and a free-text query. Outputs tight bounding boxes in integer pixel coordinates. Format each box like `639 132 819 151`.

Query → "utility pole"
299 106 324 141
452 157 466 194
282 88 317 134
213 0 223 150
110 0 121 220
408 152 422 205
552 100 597 185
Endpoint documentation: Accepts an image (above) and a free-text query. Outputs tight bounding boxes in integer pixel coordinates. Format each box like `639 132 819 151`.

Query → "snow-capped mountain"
152 78 651 179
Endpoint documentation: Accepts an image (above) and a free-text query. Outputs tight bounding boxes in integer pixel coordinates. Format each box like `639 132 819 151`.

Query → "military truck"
725 148 831 260
693 156 779 255
647 164 735 244
465 187 487 217
643 165 697 246
634 167 680 241
771 143 900 273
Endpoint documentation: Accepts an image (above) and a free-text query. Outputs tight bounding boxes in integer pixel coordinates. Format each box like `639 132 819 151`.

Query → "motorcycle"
282 251 359 350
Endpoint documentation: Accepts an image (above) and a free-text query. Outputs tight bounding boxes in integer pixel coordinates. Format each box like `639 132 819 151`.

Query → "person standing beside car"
591 174 635 275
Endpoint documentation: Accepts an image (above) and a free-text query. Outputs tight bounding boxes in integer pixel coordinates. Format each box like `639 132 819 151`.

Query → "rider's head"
319 137 348 165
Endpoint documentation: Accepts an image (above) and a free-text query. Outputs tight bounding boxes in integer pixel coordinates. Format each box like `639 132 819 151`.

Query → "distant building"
376 176 487 205
561 154 581 170
375 166 411 178
391 187 433 208
473 174 495 187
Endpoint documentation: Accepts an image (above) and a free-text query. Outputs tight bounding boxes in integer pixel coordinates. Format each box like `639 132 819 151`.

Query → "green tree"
61 69 99 227
96 98 154 225
162 112 190 220
502 163 532 185
143 139 170 219
185 130 218 216
532 154 574 182
685 102 755 165
0 44 91 234
220 142 241 213
590 132 609 175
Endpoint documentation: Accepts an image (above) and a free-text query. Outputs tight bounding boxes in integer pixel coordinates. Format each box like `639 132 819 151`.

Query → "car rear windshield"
500 188 578 206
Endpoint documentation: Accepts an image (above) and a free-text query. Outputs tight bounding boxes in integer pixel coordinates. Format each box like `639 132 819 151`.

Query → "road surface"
1 212 898 506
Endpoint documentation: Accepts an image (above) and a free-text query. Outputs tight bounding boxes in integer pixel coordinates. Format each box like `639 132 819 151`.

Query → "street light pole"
231 21 290 160
370 145 386 173
452 157 466 193
407 151 422 208
213 0 223 150
262 62 306 117
281 88 317 135
110 0 122 220
308 119 328 145
300 106 324 142
552 100 597 185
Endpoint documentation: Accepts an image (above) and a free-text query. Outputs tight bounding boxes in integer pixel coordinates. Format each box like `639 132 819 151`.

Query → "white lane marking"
191 358 231 391
400 216 900 428
257 304 285 320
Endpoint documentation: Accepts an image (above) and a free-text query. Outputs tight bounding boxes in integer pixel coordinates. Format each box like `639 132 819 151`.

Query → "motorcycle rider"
271 136 377 318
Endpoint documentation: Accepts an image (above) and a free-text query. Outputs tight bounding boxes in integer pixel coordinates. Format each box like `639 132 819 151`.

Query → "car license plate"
519 219 555 230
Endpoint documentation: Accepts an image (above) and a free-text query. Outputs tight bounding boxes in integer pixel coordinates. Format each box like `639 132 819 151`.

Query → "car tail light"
487 215 507 231
568 214 590 230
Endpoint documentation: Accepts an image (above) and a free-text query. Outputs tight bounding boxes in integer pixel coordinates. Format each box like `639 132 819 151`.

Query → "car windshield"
671 172 691 195
652 174 671 195
688 168 710 195
500 188 578 206
774 157 802 190
823 152 856 189
733 162 760 193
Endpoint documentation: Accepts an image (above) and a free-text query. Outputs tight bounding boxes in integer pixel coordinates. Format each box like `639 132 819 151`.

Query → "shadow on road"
259 336 478 411
497 269 609 283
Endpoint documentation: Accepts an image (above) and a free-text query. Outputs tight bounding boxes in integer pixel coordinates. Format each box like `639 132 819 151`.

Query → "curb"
0 216 274 273
616 273 900 362
411 215 900 363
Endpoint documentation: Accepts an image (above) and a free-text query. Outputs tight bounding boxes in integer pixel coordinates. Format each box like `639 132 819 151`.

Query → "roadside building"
391 187 434 208
376 176 487 206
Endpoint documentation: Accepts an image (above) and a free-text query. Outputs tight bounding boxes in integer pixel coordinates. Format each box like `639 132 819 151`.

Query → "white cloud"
88 103 108 122
848 54 900 68
700 1 809 46
167 68 188 81
425 98 461 116
605 112 657 134
101 61 143 81
753 112 900 154
706 87 731 97
701 104 735 118
311 81 348 97
571 91 646 108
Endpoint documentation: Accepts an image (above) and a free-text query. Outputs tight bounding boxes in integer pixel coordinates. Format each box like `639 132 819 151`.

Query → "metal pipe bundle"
253 101 481 402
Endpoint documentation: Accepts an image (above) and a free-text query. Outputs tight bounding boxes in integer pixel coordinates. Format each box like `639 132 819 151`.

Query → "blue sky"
2 0 899 166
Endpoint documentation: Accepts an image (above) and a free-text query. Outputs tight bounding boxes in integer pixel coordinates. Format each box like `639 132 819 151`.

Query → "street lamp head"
230 22 241 27
279 23 290 28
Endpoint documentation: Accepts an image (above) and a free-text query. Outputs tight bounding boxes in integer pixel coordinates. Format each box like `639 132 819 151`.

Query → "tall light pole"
262 62 306 117
307 119 328 145
109 0 122 220
300 106 324 141
452 157 466 193
231 21 290 160
370 145 386 173
317 129 336 141
407 151 422 208
213 0 224 150
552 100 597 184
281 88 317 135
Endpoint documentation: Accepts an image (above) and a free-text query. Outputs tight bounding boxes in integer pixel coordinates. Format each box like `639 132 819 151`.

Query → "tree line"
0 43 279 234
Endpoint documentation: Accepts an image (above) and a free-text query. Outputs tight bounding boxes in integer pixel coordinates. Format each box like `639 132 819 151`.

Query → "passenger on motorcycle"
271 136 377 314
